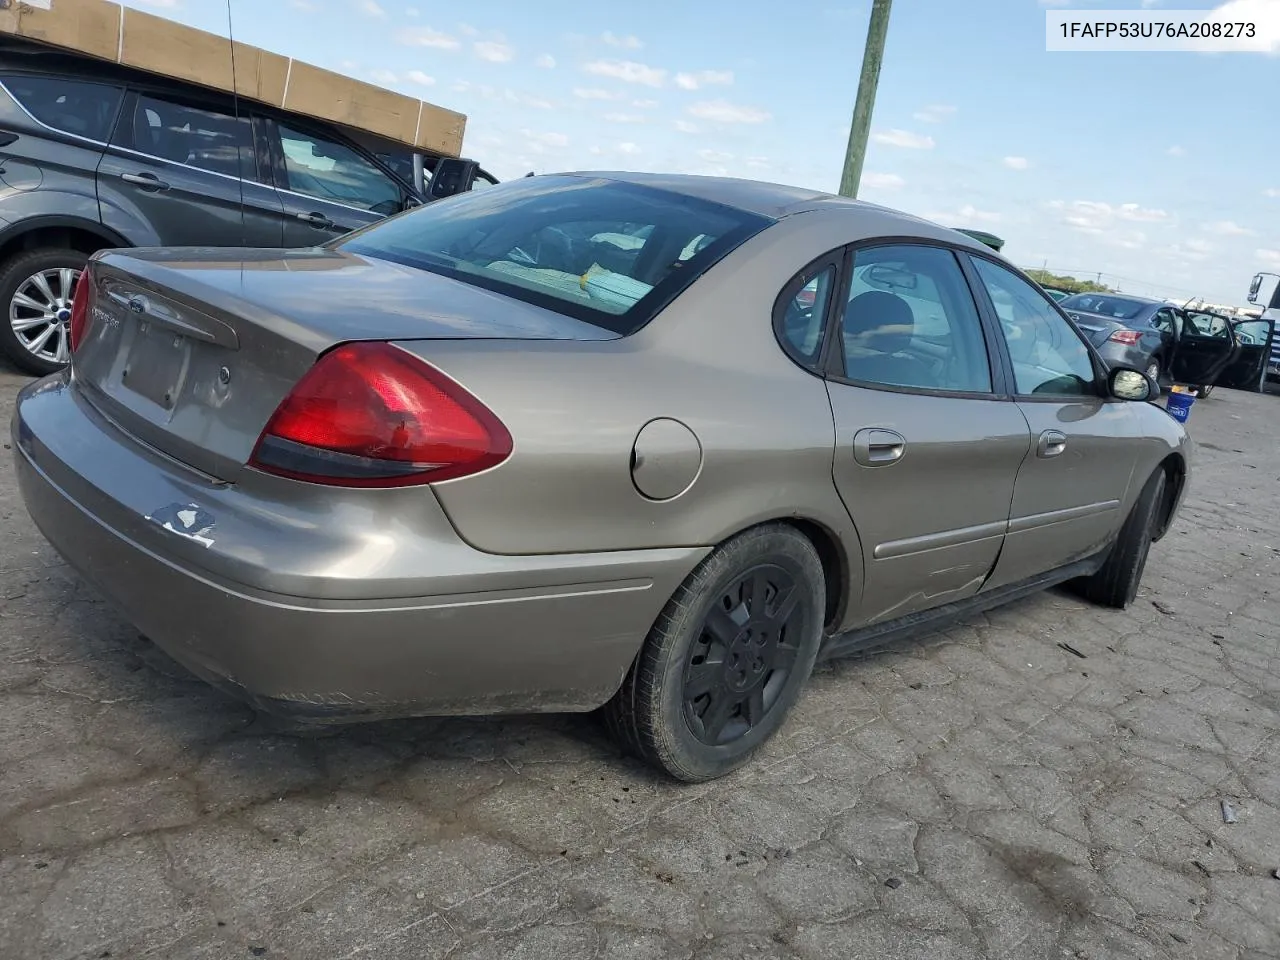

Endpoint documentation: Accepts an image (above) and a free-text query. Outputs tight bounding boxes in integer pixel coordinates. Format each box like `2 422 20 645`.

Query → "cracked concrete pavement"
2 365 1278 960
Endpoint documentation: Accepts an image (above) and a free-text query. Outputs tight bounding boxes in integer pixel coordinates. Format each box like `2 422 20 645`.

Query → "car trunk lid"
1063 308 1123 347
72 247 617 482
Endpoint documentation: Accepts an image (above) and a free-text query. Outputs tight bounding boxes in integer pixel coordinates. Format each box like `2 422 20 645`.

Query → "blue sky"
123 0 1280 305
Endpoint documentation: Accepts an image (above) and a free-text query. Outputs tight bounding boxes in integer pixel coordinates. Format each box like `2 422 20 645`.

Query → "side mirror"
429 158 480 199
1109 366 1155 402
1248 274 1262 303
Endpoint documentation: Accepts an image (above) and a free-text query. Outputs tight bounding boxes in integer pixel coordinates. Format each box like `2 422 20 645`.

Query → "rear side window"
339 175 771 336
128 93 254 180
1 76 123 142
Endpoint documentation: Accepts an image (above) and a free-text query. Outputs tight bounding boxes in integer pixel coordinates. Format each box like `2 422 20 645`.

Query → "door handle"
853 428 906 466
121 172 169 191
296 211 335 228
1037 429 1067 458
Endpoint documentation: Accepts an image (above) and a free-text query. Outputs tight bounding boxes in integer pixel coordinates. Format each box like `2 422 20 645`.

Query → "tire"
1144 358 1162 393
0 247 88 376
602 524 825 782
1196 384 1214 399
1072 468 1167 609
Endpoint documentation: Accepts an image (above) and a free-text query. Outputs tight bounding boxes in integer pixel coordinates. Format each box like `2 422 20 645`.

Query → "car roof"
557 171 988 246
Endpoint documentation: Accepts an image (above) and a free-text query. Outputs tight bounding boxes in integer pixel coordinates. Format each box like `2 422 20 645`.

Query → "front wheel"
1144 358 1163 393
0 247 88 375
602 524 825 782
1195 384 1215 399
1071 468 1167 609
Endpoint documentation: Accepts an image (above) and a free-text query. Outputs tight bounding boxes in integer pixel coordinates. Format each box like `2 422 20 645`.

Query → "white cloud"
746 156 770 169
872 129 935 149
1265 187 1280 198
698 148 734 163
1258 248 1280 268
1117 203 1169 222
458 23 479 36
617 142 642 155
1167 145 1186 156
1003 156 1030 170
507 90 553 109
603 112 646 123
399 27 461 50
674 70 734 90
912 104 956 123
674 120 700 133
863 172 905 189
369 68 398 85
474 41 514 63
407 70 436 86
632 98 659 109
958 204 1002 224
573 87 623 101
1205 220 1254 236
521 129 570 152
535 54 557 69
602 31 643 49
583 59 666 87
688 100 771 123
1049 199 1171 235
359 0 385 17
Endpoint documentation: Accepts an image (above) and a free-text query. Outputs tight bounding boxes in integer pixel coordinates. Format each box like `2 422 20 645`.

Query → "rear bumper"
12 374 707 720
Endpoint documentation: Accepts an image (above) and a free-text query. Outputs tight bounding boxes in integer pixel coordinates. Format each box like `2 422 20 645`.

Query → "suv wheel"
0 248 88 375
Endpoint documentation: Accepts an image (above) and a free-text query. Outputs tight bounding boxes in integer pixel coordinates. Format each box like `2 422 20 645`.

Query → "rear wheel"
602 524 825 782
0 247 88 375
1072 468 1167 609
1145 358 1163 393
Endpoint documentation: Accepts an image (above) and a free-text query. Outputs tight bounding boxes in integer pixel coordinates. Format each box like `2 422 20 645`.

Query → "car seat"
843 290 934 387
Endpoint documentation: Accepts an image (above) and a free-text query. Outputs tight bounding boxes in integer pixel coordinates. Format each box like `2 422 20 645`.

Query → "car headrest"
845 290 916 355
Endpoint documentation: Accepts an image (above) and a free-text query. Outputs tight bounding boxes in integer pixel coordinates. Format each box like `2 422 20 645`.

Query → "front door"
1216 318 1274 391
824 243 1031 626
965 256 1140 589
97 89 284 248
267 120 405 245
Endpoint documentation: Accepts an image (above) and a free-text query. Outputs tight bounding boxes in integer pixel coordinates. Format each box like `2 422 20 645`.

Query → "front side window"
838 244 992 393
278 124 402 214
972 257 1097 397
1234 319 1271 345
129 93 254 179
339 175 770 335
3 75 123 142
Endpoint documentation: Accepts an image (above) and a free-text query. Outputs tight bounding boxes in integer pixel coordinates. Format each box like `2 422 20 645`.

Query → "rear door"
98 87 284 247
965 255 1140 590
822 242 1031 626
262 118 408 245
1166 310 1239 387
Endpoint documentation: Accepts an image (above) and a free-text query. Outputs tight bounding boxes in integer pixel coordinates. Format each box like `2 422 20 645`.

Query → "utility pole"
838 0 894 198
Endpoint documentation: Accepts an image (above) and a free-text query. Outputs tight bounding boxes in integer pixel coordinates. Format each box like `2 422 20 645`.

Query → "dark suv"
0 39 495 374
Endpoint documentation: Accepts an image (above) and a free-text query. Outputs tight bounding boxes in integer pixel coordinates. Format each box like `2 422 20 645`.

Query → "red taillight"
69 266 91 354
1108 329 1142 345
248 342 512 487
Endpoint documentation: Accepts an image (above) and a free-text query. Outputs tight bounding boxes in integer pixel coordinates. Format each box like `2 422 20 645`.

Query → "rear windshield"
1058 294 1149 320
337 175 771 335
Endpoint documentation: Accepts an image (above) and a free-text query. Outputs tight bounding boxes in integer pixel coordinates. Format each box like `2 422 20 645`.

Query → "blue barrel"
1165 391 1195 423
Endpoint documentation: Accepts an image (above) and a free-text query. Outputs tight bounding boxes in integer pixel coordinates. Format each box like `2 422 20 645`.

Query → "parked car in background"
16 172 1198 782
1042 286 1072 302
0 38 493 375
1057 292 1263 392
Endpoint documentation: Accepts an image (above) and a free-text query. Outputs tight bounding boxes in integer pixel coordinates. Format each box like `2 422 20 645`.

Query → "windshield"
1058 294 1150 320
338 175 770 335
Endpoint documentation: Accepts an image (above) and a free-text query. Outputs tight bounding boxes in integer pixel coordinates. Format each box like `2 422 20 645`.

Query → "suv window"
2 75 123 142
128 92 254 179
277 123 402 214
972 257 1097 397
838 244 992 393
